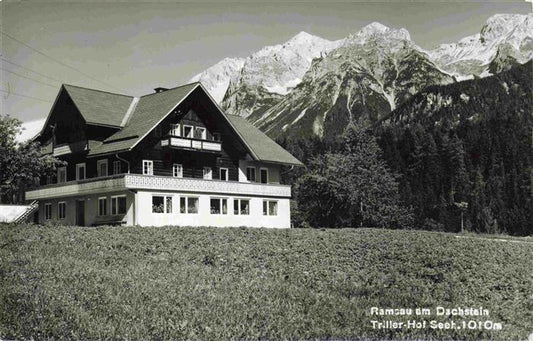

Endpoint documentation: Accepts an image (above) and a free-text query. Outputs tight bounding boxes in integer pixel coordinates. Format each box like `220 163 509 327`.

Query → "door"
76 200 85 226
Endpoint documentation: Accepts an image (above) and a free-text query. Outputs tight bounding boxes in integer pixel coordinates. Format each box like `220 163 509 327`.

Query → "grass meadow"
1 224 532 340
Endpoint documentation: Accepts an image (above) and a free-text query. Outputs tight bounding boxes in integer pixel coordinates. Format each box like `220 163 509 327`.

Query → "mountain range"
189 13 532 139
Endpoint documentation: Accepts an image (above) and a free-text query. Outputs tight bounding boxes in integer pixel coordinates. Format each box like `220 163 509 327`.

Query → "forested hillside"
280 61 532 235
377 61 531 235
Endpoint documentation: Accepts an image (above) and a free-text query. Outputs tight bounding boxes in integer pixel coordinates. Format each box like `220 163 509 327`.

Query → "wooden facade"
28 83 301 228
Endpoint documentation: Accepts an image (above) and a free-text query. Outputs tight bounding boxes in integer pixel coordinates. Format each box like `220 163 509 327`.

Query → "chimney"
154 87 168 93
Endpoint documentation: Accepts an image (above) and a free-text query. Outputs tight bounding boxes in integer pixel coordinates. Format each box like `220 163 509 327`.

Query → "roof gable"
43 82 302 166
63 84 133 127
104 83 199 143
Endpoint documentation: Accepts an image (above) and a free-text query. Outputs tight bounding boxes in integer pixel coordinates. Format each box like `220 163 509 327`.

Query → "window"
213 132 221 142
111 196 127 215
263 200 278 216
97 159 108 177
183 125 193 138
210 198 228 215
195 127 206 140
113 161 121 175
57 167 67 183
98 197 108 216
260 168 268 184
44 203 52 220
220 168 228 181
180 196 199 214
170 123 181 136
203 167 212 180
142 160 153 175
58 202 66 219
76 163 86 180
152 195 172 213
234 199 250 215
173 164 183 178
246 167 256 182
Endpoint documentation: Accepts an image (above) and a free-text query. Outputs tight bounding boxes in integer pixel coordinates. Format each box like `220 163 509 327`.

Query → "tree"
0 115 62 203
295 122 413 228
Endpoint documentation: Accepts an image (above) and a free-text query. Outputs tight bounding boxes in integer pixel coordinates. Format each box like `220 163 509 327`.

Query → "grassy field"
1 225 532 340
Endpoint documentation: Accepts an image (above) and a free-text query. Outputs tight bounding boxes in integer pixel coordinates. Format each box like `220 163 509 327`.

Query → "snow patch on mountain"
429 13 532 78
189 57 245 103
221 31 345 117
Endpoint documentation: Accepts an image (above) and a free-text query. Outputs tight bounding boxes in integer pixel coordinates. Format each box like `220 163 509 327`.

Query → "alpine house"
26 83 303 228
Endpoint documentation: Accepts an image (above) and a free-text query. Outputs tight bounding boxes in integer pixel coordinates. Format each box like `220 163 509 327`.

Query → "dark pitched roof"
88 83 199 156
63 84 133 127
104 83 198 143
45 82 302 166
225 115 303 166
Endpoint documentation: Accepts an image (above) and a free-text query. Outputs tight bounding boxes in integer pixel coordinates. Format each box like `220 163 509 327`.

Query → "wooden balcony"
53 141 89 156
26 174 291 200
160 136 221 153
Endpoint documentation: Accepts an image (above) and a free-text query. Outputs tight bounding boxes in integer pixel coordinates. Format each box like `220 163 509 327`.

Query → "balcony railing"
53 141 89 156
26 174 291 200
161 136 221 152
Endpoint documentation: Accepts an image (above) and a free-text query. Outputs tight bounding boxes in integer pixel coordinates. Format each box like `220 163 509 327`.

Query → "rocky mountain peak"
349 22 412 43
480 13 531 43
359 22 390 35
287 31 317 43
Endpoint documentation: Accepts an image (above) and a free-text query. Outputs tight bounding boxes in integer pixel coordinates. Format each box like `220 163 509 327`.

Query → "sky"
1 1 531 140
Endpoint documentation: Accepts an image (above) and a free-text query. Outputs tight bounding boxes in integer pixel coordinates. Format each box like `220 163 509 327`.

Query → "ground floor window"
111 195 127 215
180 196 199 214
58 202 66 219
234 199 250 215
263 200 278 216
210 198 228 214
98 197 108 216
152 195 172 213
44 203 52 220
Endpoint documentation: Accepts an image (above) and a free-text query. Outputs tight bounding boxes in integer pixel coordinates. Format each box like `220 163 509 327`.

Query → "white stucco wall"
135 190 290 228
37 191 134 226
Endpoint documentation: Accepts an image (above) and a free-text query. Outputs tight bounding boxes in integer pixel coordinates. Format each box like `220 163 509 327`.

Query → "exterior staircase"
13 200 39 224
